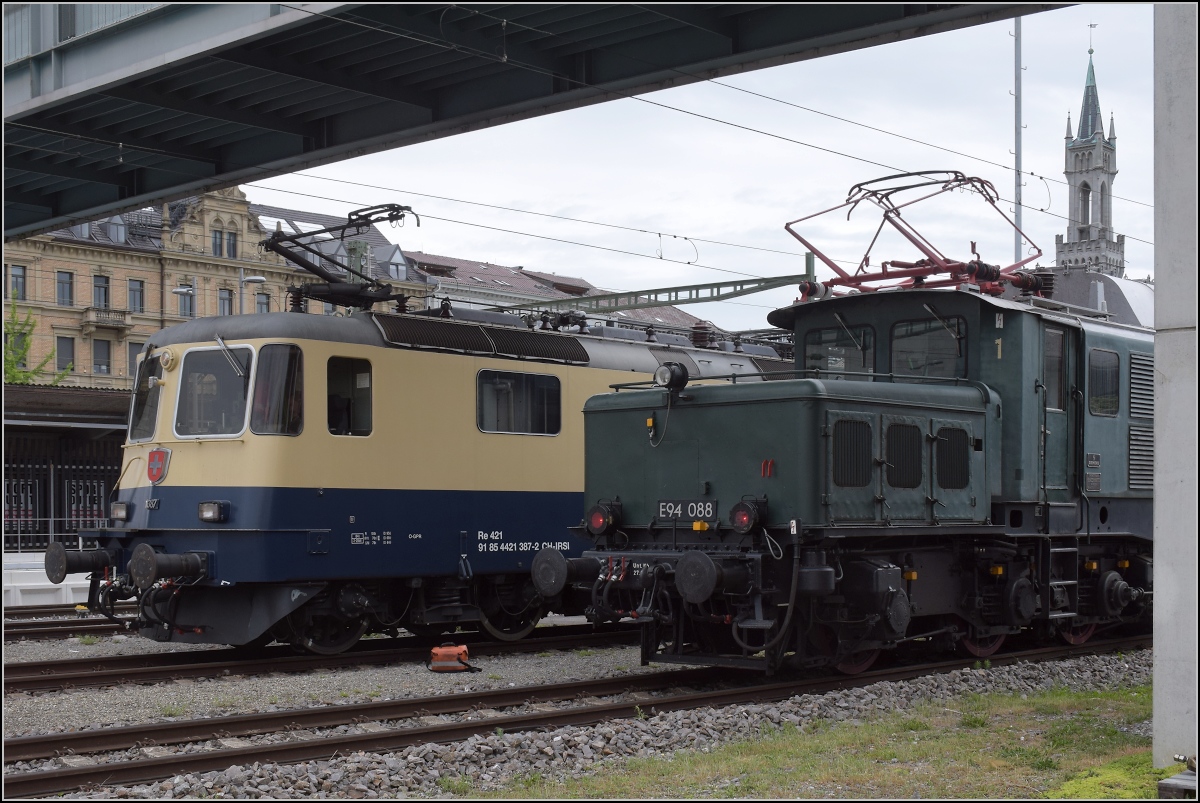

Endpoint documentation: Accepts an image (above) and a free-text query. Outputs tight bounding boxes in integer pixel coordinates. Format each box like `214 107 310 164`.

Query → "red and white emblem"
147 448 172 485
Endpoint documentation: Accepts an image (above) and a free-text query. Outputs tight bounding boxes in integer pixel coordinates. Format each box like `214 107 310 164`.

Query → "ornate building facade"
3 187 428 390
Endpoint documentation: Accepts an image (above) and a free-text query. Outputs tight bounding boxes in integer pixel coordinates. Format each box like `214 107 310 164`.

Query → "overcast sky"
245 4 1154 333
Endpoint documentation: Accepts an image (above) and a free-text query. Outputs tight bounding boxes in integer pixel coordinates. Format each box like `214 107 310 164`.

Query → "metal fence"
3 433 122 551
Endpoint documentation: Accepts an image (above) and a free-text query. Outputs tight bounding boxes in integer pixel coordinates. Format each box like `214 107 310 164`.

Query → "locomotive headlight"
110 501 131 522
197 501 230 523
729 501 760 535
653 362 689 391
586 503 621 536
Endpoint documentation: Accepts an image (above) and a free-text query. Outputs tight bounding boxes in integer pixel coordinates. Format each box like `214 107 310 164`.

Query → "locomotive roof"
766 287 1153 337
142 310 790 374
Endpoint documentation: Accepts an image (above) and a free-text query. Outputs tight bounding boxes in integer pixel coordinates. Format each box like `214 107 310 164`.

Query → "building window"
178 286 195 318
57 272 74 307
7 265 26 300
128 342 144 375
1078 183 1091 226
323 302 336 316
211 230 223 258
128 280 145 313
93 339 112 374
8 333 28 368
226 231 238 260
218 289 234 316
93 275 110 309
256 293 270 314
56 337 75 372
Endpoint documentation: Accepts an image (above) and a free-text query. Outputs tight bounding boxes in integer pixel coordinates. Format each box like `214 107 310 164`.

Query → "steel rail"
3 619 131 640
3 627 639 693
3 603 135 620
2 635 1150 798
4 667 724 762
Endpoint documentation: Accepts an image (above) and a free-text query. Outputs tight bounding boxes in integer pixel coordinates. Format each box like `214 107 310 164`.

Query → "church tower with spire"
1055 50 1124 276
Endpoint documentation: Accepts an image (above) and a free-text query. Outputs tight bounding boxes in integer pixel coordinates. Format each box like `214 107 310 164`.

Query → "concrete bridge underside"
4 2 1046 239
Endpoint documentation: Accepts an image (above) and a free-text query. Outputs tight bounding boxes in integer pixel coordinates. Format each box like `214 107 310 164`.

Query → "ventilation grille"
487 327 590 364
886 425 923 488
1129 426 1154 490
373 314 588 364
750 356 798 379
1129 353 1154 419
936 427 970 490
832 420 872 488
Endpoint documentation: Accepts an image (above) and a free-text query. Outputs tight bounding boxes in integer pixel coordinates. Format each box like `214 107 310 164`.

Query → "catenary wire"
281 5 1153 246
448 3 1152 210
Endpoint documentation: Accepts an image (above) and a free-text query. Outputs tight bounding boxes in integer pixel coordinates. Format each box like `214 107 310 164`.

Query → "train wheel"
294 614 369 655
478 579 543 642
835 649 881 675
961 632 1006 658
1058 621 1096 646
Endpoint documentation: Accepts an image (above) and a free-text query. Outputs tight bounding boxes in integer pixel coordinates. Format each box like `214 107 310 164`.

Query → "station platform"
2 552 91 608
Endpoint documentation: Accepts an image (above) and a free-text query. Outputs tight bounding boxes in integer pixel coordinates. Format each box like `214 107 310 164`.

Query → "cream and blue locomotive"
532 174 1154 673
44 207 788 653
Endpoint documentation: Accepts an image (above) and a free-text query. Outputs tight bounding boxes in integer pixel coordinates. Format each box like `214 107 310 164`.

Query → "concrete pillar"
1152 3 1197 769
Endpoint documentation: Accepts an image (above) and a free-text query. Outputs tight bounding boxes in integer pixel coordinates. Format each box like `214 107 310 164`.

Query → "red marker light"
586 503 620 536
728 501 760 535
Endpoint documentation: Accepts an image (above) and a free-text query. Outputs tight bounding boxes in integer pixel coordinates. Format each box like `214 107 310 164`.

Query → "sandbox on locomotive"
532 173 1153 673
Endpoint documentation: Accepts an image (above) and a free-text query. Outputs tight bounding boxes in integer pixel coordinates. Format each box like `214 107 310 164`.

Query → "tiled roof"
47 209 162 252
405 251 563 298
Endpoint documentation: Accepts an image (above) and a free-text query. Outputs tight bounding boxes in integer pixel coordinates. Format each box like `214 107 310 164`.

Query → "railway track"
2 634 1151 798
3 624 639 694
3 618 133 641
3 603 137 621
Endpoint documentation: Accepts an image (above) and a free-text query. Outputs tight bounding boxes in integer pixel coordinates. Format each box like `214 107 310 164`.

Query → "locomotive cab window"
478 370 561 435
252 345 303 435
1044 329 1066 410
804 323 874 379
327 357 372 436
174 347 253 437
128 353 164 442
1088 349 1120 416
891 315 965 378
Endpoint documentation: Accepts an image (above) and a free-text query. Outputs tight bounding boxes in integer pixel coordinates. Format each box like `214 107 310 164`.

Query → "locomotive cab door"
1040 325 1076 504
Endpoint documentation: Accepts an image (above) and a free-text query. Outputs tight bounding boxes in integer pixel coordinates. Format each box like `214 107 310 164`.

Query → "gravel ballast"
3 633 1152 799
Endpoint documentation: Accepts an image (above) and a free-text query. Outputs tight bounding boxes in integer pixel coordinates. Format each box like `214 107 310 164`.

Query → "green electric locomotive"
532 173 1154 673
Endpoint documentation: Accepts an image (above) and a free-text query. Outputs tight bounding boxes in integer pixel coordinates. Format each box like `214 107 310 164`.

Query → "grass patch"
1046 753 1185 799
488 674 504 681
574 649 597 658
472 682 1155 799
159 703 188 717
78 634 98 645
437 775 474 795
